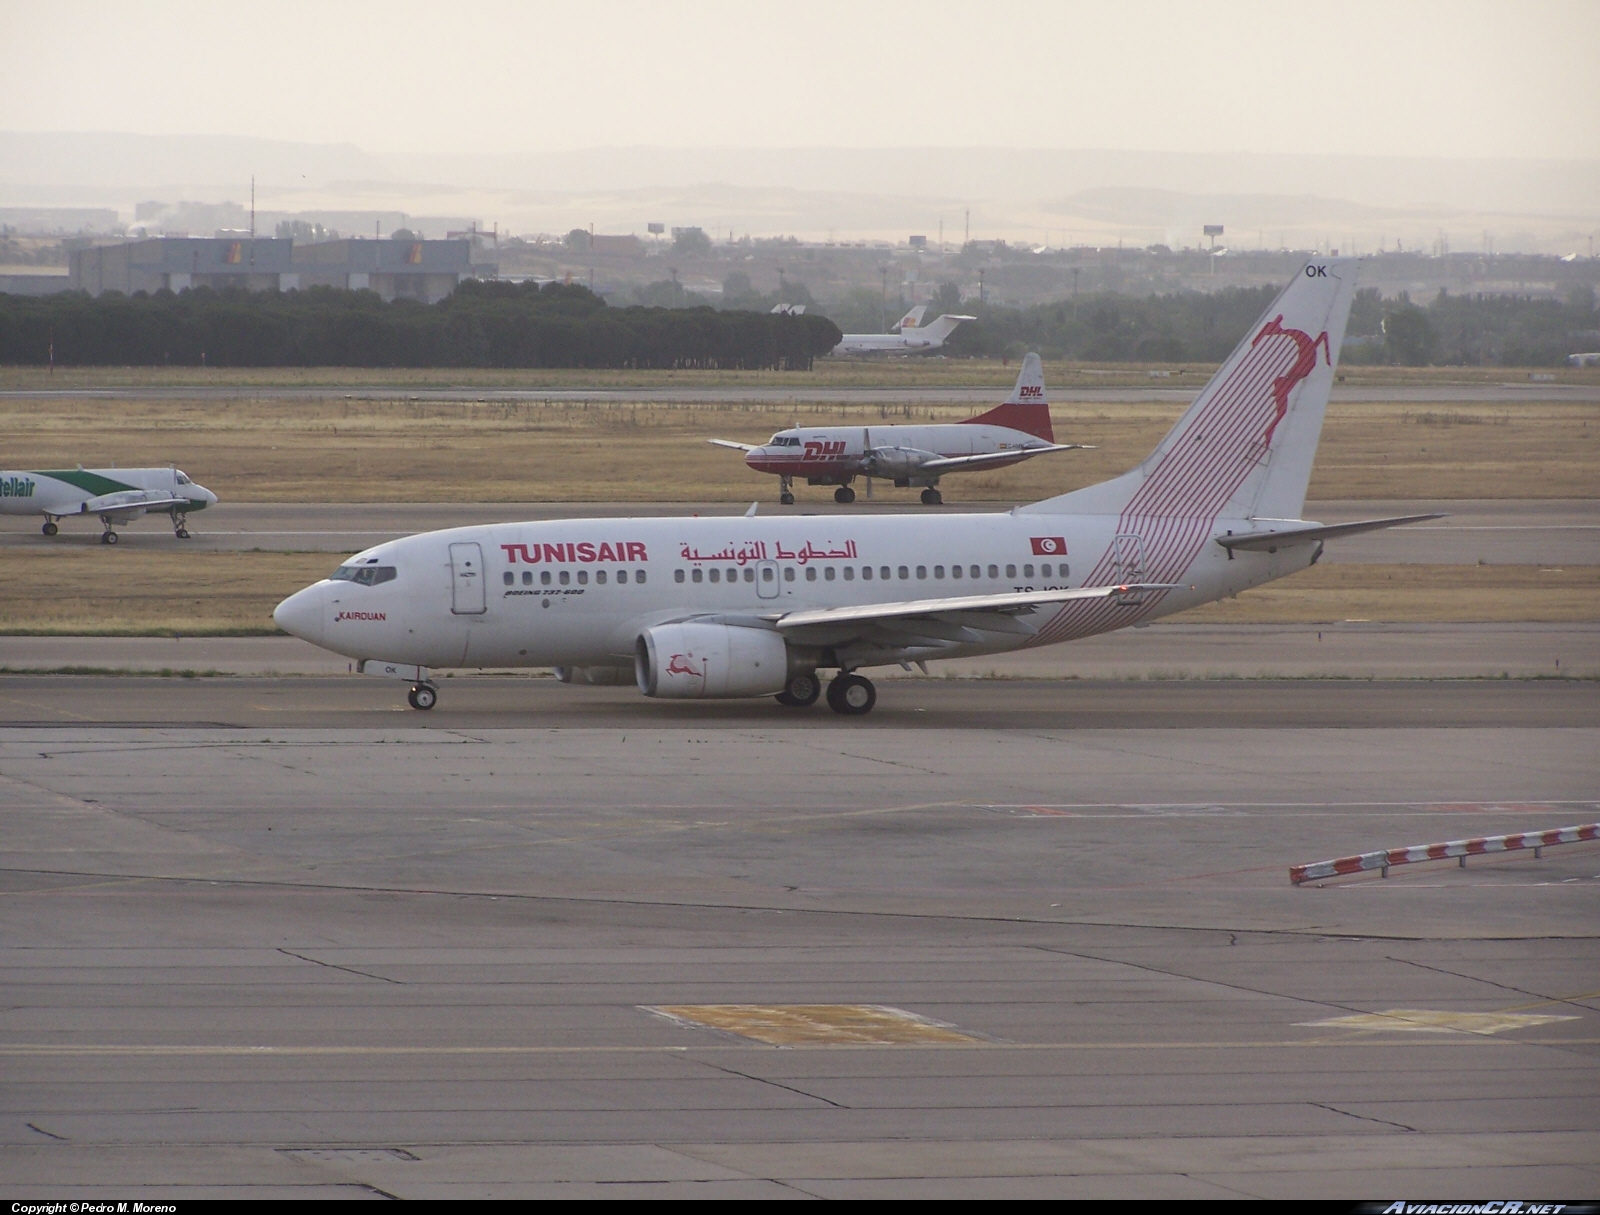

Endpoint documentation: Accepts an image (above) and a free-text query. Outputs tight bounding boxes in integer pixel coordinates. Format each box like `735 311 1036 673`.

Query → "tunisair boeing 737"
274 259 1439 715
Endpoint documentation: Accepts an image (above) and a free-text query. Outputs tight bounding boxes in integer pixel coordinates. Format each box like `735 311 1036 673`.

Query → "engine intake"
635 623 790 699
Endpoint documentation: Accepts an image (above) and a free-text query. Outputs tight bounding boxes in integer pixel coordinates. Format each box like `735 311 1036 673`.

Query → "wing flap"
1214 513 1445 552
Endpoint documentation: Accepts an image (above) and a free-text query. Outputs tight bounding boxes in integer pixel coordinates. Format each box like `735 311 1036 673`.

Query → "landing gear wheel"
176 527 191 539
41 520 58 536
775 671 821 707
100 530 118 545
780 491 795 506
920 488 943 506
834 486 856 504
826 673 876 716
407 684 437 711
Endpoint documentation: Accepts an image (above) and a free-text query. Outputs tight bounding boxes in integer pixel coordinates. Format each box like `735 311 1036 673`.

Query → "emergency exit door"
449 542 486 615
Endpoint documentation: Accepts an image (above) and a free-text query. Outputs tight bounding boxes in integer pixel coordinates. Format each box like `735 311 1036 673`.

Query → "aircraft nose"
273 583 325 645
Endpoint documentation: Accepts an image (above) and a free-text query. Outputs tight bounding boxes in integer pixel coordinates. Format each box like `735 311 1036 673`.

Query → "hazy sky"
4 0 1597 160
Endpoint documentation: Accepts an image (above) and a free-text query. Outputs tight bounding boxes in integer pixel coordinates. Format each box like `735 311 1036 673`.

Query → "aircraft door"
1113 533 1146 604
448 542 487 615
756 559 780 600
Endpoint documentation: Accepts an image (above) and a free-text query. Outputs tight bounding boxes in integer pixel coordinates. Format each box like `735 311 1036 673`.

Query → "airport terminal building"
66 236 476 301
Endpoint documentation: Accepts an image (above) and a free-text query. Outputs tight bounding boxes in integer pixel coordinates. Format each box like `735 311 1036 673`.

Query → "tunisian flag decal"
1030 536 1067 556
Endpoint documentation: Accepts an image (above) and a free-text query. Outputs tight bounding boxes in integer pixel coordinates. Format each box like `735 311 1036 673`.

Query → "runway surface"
5 498 1596 565
4 382 1598 403
3 675 1597 1197
3 622 1596 680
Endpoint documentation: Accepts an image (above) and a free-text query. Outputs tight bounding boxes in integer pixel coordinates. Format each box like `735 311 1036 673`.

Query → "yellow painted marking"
1298 1008 1579 1035
647 1004 981 1046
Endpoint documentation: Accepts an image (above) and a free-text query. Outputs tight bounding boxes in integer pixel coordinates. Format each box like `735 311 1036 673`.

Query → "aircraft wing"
916 443 1093 473
78 489 188 514
708 439 757 453
1214 513 1445 552
765 583 1184 647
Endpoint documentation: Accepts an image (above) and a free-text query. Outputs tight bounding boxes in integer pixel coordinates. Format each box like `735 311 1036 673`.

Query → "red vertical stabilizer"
959 352 1053 441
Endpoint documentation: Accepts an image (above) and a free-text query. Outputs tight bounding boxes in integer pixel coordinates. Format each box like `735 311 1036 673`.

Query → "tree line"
0 280 843 370
941 284 1600 367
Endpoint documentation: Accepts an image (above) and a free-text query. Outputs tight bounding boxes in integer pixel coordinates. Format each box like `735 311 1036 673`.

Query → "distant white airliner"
0 466 217 542
274 258 1438 716
710 353 1089 504
831 311 974 356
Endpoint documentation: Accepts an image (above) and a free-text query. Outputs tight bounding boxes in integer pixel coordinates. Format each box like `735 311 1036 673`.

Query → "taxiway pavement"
2 675 1597 1197
4 499 1595 566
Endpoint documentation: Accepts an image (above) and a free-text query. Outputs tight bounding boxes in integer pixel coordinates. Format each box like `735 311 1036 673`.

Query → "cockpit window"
768 435 801 447
330 564 397 586
175 471 192 485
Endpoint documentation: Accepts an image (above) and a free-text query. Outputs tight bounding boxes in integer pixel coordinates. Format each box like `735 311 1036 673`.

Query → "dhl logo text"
502 541 649 564
1017 385 1044 399
803 440 847 460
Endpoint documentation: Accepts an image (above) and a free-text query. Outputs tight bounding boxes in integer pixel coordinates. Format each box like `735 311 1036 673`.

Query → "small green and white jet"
0 466 218 543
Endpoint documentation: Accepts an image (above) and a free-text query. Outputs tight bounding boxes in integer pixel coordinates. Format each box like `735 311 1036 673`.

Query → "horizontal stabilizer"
918 442 1091 473
770 583 1186 633
708 438 757 453
1214 513 1445 552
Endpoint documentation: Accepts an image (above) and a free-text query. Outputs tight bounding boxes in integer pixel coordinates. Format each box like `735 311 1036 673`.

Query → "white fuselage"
273 511 1314 673
747 422 1046 485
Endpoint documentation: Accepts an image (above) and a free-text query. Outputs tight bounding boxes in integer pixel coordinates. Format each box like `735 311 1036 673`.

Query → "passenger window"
577 570 588 585
692 568 703 583
559 570 570 585
988 565 998 579
898 566 909 579
675 569 685 583
709 568 720 583
1024 564 1034 578
970 565 980 579
881 566 891 580
503 571 514 586
806 567 817 582
934 565 944 579
843 567 854 581
636 570 646 583
916 566 927 579
1006 564 1016 578
824 567 836 581
618 569 628 584
1040 563 1051 578
522 570 532 585
951 565 961 579
541 570 552 585
744 568 754 583
762 566 773 582
596 570 607 585
861 566 872 580
783 567 795 582
726 567 737 583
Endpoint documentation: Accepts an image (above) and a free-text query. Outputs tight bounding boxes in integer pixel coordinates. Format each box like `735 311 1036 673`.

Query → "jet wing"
708 439 757 453
1214 513 1445 552
766 583 1184 648
916 443 1093 473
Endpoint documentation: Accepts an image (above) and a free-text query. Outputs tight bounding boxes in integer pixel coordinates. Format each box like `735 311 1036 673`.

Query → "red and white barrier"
1290 823 1600 885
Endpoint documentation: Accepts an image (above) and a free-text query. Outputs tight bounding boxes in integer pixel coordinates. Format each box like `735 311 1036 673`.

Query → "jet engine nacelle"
635 622 789 699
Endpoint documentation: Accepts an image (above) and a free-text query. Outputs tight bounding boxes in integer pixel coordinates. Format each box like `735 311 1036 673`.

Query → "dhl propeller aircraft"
0 465 217 542
274 258 1438 715
710 352 1089 505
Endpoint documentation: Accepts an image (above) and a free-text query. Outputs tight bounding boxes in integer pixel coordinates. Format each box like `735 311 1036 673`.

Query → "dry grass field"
0 550 1592 635
0 395 1594 503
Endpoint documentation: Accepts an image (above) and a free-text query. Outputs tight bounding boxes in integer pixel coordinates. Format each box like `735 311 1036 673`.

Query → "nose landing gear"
407 684 438 711
779 477 795 506
173 512 191 539
826 672 876 716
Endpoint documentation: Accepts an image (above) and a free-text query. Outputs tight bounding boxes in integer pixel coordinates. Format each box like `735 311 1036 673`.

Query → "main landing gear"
825 672 876 716
834 485 856 504
41 517 58 536
775 671 821 708
779 476 795 506
920 487 943 506
407 683 438 711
